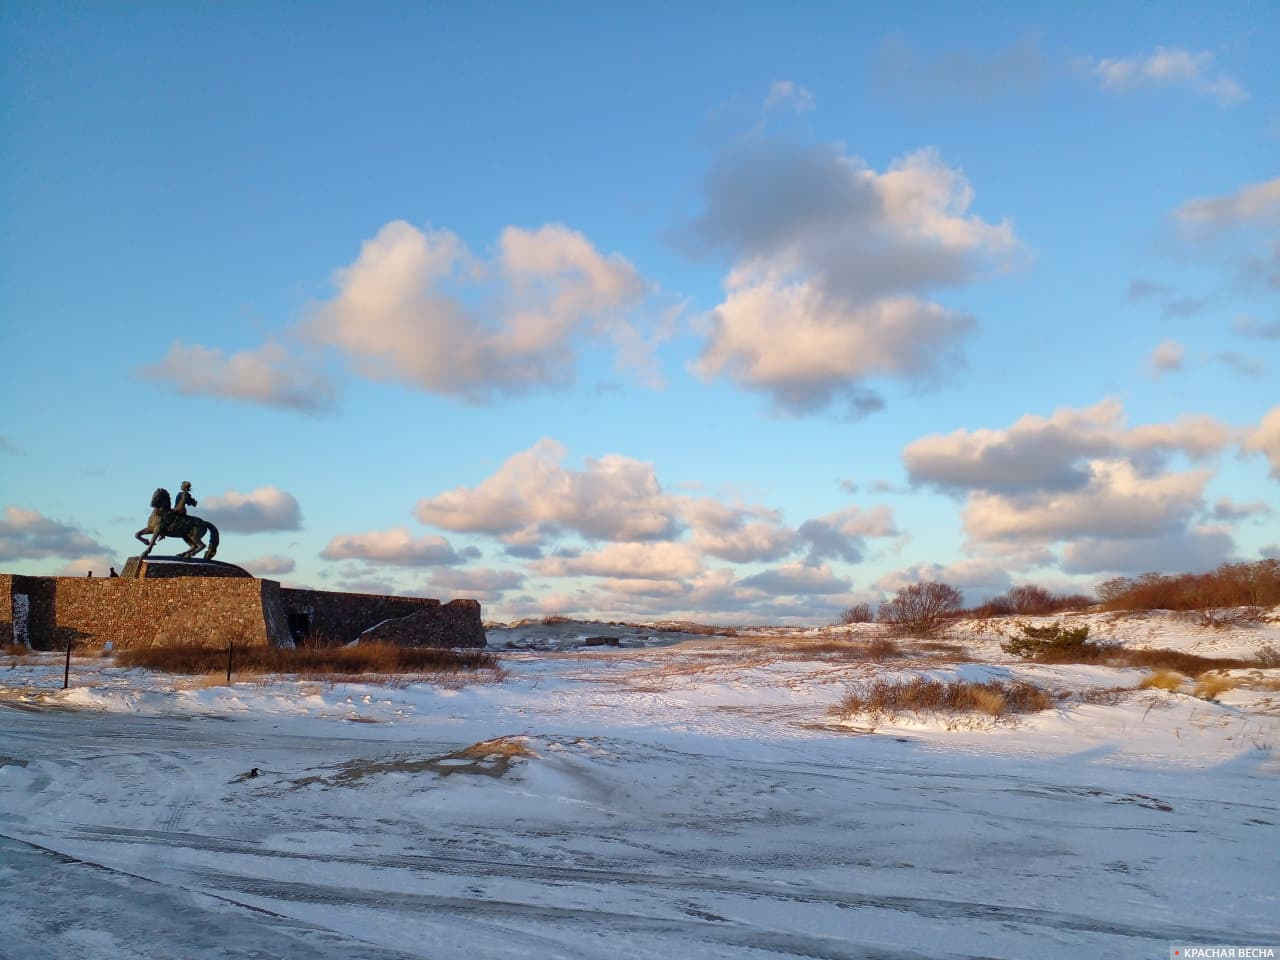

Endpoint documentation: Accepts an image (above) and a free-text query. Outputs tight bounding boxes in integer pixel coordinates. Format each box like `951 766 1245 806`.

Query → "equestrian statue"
135 485 220 560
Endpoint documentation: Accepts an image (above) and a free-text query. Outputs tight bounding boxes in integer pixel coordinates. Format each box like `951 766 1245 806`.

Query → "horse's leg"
179 530 201 558
142 531 160 557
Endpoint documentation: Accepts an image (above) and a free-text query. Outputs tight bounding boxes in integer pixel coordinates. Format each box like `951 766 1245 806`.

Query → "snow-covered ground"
2 611 1278 959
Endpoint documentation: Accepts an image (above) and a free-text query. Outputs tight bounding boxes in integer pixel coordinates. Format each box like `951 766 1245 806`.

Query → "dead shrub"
835 676 1053 720
865 637 902 660
837 603 875 625
1187 606 1266 628
116 643 498 676
878 582 963 637
969 585 1094 618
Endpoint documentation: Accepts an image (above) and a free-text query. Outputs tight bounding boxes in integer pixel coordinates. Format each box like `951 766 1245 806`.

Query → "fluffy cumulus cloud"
1061 530 1235 576
1086 46 1247 105
963 461 1211 543
408 438 905 622
139 342 338 413
244 554 296 576
423 567 525 603
873 558 1015 601
1244 407 1280 479
904 398 1232 495
686 138 1016 414
320 529 463 567
303 221 661 400
900 399 1260 576
738 562 851 595
416 439 680 545
0 507 111 562
683 498 795 563
796 506 899 565
202 487 302 532
534 541 704 581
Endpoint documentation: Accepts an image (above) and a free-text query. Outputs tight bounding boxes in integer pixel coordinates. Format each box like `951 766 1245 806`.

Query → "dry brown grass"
116 643 498 676
1139 669 1186 692
835 676 1054 720
1192 673 1240 700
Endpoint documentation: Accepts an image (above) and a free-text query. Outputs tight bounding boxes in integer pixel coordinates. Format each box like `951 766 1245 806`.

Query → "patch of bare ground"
296 736 538 788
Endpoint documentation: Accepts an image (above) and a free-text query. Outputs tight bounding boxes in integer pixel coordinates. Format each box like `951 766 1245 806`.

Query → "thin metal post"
226 641 233 685
63 636 72 689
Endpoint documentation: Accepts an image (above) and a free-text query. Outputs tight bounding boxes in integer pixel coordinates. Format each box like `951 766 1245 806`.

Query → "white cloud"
685 141 1015 414
243 554 296 576
533 541 703 581
1061 530 1235 575
763 81 815 114
797 505 898 565
1088 46 1247 105
738 562 851 596
1211 497 1271 522
683 498 796 563
696 284 971 415
0 506 111 562
873 558 1016 601
1244 407 1280 479
203 487 302 532
1149 340 1184 377
304 220 660 400
904 399 1232 495
963 460 1210 543
320 528 463 566
139 342 337 413
53 553 122 578
1174 177 1280 231
416 439 680 545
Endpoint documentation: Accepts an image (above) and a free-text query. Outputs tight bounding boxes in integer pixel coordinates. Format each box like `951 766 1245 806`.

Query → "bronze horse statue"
135 488 220 560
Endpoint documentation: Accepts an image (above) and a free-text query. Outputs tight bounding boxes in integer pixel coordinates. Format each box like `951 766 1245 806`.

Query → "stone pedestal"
120 556 253 579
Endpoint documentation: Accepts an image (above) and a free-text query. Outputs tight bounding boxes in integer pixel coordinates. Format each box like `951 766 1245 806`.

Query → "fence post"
226 641 233 685
63 636 72 690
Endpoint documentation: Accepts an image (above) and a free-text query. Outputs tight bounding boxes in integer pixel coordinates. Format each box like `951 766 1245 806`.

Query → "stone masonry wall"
278 588 440 646
359 599 487 648
2 574 480 651
9 577 277 651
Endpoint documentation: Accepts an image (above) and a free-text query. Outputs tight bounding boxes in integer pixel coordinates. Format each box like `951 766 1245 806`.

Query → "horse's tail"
206 521 219 559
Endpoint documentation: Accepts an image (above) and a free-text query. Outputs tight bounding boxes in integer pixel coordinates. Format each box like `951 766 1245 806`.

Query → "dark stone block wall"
358 599 487 648
277 588 441 646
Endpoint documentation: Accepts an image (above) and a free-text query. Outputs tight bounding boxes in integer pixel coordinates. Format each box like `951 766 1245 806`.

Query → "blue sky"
2 2 1277 623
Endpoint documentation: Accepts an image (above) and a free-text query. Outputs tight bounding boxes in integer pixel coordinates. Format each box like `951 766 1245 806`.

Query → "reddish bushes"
1097 561 1280 613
